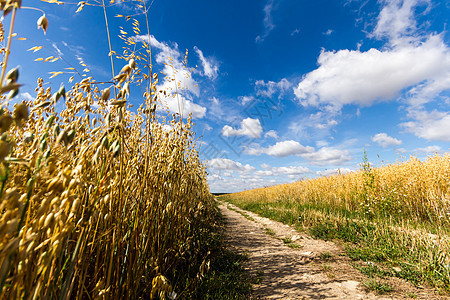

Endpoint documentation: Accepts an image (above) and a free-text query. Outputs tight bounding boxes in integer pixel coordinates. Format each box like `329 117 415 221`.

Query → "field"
219 153 450 295
0 1 223 298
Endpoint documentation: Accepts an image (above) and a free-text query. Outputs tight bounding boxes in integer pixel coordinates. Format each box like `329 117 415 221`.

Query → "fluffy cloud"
222 118 263 138
373 0 430 45
301 147 352 166
371 133 402 148
194 46 219 80
246 140 314 157
401 110 450 142
294 0 450 112
161 94 206 119
246 140 350 165
209 158 255 172
294 36 449 109
134 35 208 118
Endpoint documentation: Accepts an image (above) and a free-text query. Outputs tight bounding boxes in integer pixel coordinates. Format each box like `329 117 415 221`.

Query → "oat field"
0 0 215 298
220 153 450 293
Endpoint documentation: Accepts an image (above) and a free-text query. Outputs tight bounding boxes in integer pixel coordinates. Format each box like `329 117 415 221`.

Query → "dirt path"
219 202 446 300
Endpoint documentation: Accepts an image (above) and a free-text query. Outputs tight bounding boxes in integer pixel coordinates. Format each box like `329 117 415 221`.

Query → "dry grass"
0 1 215 299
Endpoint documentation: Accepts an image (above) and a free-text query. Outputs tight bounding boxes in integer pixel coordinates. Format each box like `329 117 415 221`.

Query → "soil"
218 201 448 300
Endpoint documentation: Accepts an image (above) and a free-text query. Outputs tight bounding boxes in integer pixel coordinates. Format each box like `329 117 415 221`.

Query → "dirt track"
219 202 446 300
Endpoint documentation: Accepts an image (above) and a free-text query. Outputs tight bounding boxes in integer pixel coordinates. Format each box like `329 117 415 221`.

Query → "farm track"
218 201 447 300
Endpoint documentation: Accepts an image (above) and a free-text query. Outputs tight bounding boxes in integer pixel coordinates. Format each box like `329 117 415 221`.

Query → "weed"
321 264 332 271
286 243 302 249
320 252 333 261
282 237 292 244
363 279 393 294
265 228 276 236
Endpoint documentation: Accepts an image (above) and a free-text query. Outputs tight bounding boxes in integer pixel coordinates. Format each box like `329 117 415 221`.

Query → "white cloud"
21 92 35 102
222 118 263 139
134 35 208 118
414 145 442 153
294 35 450 109
264 130 278 139
160 94 206 119
373 0 430 45
255 165 310 176
315 119 338 129
246 140 314 157
301 147 352 166
291 28 300 36
255 170 274 176
371 133 402 148
52 42 63 56
294 0 450 114
208 158 255 172
239 96 254 105
401 110 450 142
256 78 291 98
316 168 353 177
275 165 310 175
324 29 334 36
204 124 212 131
194 46 219 80
256 0 275 43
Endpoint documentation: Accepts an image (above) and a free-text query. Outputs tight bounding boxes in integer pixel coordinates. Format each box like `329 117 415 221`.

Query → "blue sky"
8 0 450 192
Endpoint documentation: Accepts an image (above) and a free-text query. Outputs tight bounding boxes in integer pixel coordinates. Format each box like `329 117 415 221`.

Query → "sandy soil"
218 202 448 300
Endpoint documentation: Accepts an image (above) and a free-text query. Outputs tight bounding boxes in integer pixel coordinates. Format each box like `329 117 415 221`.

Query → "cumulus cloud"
134 34 208 118
301 147 352 166
246 140 314 157
294 36 449 109
222 118 263 138
161 94 206 119
401 110 450 142
194 46 219 80
371 133 402 148
246 140 351 165
293 0 450 114
209 158 255 172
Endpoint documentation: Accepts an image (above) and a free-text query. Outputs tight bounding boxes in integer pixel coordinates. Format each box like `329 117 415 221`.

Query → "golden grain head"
37 14 49 34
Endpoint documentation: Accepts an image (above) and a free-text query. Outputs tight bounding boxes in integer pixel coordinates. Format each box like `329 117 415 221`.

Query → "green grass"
320 252 333 261
219 194 450 294
363 279 393 294
282 237 292 244
191 206 253 299
265 228 276 236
